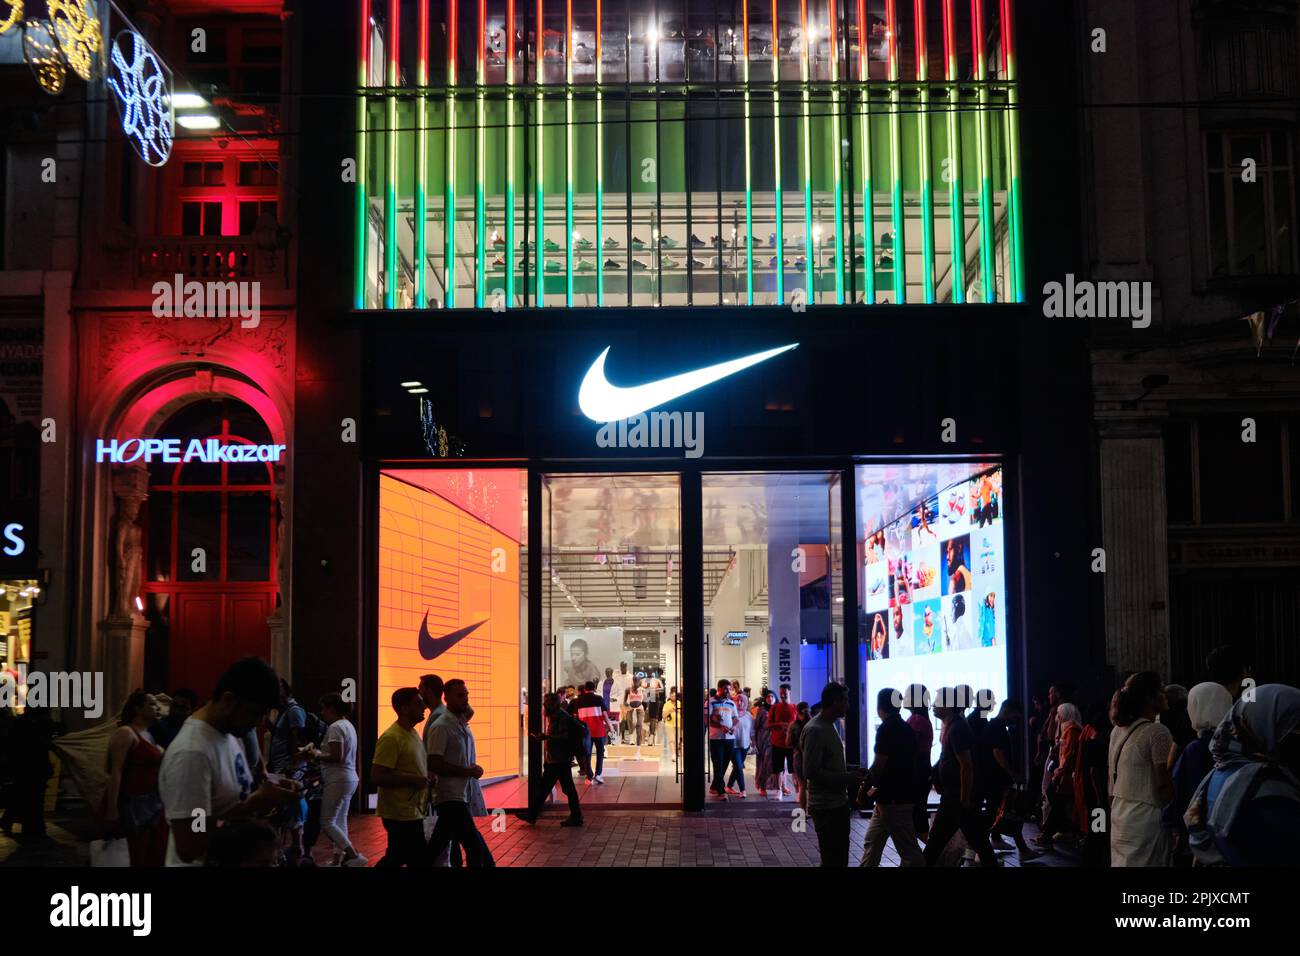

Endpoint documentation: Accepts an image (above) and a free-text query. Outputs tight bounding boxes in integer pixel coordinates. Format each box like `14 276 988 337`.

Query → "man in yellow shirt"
372 687 431 867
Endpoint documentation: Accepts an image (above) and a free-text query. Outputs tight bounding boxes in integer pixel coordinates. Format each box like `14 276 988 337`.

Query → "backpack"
302 709 328 749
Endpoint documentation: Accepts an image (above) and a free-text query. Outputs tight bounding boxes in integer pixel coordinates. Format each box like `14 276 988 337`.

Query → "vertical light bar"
385 0 399 308
799 0 814 304
771 0 784 304
415 0 428 308
1001 0 1024 301
942 0 966 302
828 0 844 304
445 0 457 308
972 0 995 301
915 0 935 302
506 0 516 305
355 0 370 309
885 0 906 303
476 0 487 307
595 0 604 305
856 0 876 304
535 0 545 307
564 0 574 305
742 2 754 303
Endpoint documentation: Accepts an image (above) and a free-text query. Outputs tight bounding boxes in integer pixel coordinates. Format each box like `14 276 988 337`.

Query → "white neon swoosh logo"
579 343 799 423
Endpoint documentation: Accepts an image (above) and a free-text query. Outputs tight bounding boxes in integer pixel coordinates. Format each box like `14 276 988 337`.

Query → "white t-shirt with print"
321 718 358 784
158 717 255 867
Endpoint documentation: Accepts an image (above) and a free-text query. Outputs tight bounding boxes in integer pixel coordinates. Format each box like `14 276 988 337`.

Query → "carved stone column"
101 467 149 715
267 472 290 679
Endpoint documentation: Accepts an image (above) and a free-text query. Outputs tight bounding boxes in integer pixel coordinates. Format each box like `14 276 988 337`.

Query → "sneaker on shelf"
661 256 680 269
604 235 620 249
794 257 806 270
631 235 647 249
853 253 865 265
879 230 894 249
491 256 505 270
689 233 707 248
577 258 595 272
516 259 529 270
493 233 506 247
878 253 893 268
690 258 707 270
767 232 777 247
545 260 562 272
603 258 620 270
659 235 679 249
632 258 649 271
543 237 561 251
767 256 779 269
576 236 594 250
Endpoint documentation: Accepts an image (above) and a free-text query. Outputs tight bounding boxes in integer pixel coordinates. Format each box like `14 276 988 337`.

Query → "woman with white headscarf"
1164 682 1233 863
1035 703 1083 847
1185 684 1300 866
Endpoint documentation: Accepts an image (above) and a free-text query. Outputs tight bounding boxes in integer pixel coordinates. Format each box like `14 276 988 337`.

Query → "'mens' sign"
96 438 287 464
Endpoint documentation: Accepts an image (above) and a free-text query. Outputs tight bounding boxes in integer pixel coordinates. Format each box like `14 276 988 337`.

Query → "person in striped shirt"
575 681 609 784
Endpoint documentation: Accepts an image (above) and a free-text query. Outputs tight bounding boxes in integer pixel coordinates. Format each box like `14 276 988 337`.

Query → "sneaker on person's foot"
585 776 593 785
725 786 740 795
595 775 604 784
343 853 368 867
561 816 584 827
736 791 747 799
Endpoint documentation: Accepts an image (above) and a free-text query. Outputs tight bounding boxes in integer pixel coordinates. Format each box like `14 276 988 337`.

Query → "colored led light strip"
771 0 784 304
595 0 604 306
915 0 935 302
385 0 398 309
476 0 487 308
972 0 994 302
1001 0 1024 302
446 0 457 308
355 0 369 309
799 0 814 304
506 0 516 306
415 0 428 308
942 0 966 303
742 3 754 304
857 0 876 304
535 0 545 307
886 0 906 303
828 0 844 304
565 0 574 305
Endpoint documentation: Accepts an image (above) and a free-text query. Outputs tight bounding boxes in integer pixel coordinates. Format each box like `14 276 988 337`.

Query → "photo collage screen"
863 467 1008 763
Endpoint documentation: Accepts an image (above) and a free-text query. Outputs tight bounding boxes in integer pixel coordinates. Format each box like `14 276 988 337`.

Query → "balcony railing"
134 237 287 287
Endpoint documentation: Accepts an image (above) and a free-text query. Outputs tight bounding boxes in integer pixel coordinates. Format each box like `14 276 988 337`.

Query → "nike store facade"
292 0 1093 812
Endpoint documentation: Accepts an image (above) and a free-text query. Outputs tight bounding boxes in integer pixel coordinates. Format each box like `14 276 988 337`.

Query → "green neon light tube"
943 0 966 303
385 0 398 309
445 0 457 309
595 0 604 306
565 0 574 306
415 0 428 308
1001 0 1024 302
771 0 784 304
799 0 814 304
856 0 875 304
535 0 545 308
828 0 844 305
886 0 906 304
506 0 516 305
476 0 487 308
915 0 935 303
355 0 369 309
972 0 994 303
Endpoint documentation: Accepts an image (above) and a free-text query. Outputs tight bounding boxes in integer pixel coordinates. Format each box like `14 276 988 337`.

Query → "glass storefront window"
355 0 1024 310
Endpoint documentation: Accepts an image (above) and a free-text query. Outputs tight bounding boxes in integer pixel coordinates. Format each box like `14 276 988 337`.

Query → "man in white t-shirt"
158 657 301 866
708 681 739 800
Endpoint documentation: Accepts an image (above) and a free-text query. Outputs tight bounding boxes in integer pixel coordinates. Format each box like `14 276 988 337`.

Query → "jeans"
430 800 494 867
582 736 606 779
810 804 852 867
320 773 358 855
377 818 429 868
923 799 997 867
530 762 582 820
709 739 734 794
727 743 747 791
862 802 925 867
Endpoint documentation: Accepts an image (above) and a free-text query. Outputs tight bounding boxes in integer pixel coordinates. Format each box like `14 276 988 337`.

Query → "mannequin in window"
113 496 144 617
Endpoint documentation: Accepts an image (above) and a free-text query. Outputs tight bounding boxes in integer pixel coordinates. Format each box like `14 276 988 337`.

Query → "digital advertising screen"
863 467 1008 764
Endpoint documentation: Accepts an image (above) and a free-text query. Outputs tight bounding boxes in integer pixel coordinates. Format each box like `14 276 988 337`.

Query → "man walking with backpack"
520 692 585 827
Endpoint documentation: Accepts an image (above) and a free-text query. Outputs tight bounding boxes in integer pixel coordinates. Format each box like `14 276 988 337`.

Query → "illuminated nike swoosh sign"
418 613 488 660
578 343 799 423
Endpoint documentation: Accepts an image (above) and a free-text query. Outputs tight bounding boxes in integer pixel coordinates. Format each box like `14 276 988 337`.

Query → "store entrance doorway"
542 473 683 807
